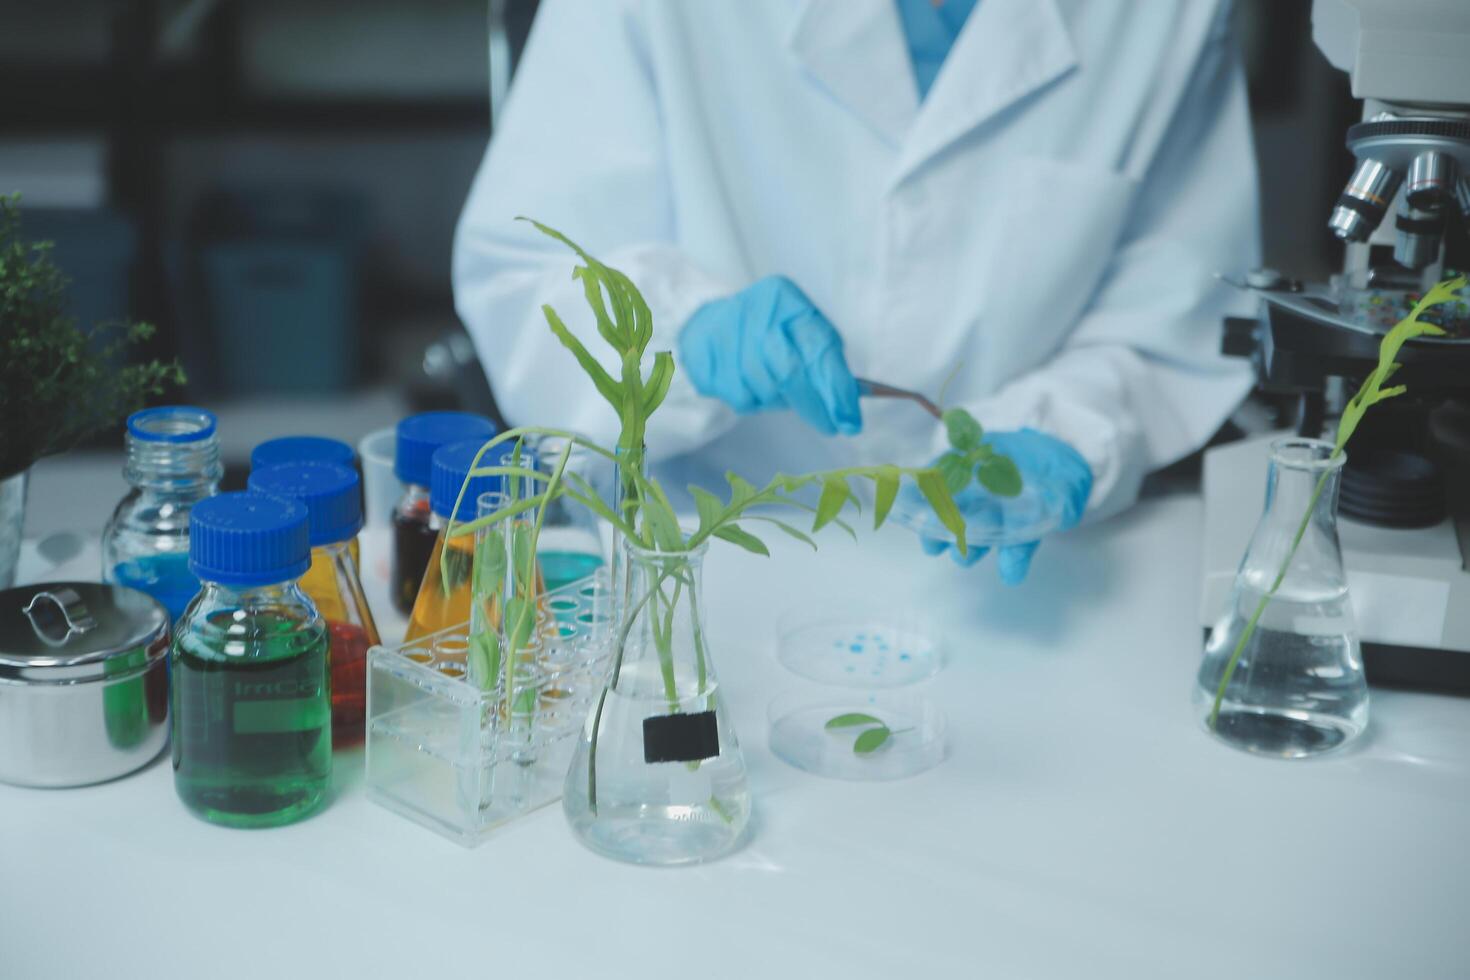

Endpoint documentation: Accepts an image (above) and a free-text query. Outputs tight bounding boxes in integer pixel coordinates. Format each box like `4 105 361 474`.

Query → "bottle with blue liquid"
102 406 223 621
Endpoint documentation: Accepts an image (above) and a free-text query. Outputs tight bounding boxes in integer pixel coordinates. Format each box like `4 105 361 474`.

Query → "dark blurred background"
1 0 1353 472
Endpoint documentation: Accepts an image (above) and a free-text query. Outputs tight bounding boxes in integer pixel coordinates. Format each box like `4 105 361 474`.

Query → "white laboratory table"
3 494 1468 980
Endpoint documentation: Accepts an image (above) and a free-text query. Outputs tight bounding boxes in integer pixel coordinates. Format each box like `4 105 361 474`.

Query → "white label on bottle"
1345 571 1451 648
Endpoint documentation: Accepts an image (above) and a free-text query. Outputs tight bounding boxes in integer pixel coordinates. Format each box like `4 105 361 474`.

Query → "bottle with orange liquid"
248 462 379 747
405 440 531 642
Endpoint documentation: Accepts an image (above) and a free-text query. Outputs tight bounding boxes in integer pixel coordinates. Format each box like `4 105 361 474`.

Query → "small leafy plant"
443 219 1016 808
825 712 912 755
0 195 184 479
937 407 1022 497
1208 274 1467 728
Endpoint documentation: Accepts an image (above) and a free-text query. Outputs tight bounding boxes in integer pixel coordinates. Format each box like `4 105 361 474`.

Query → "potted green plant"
0 195 183 587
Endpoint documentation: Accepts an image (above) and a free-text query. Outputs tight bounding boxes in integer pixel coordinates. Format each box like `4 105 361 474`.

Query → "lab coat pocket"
976 156 1139 376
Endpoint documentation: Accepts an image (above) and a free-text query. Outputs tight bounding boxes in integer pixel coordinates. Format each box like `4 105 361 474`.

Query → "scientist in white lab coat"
453 0 1259 583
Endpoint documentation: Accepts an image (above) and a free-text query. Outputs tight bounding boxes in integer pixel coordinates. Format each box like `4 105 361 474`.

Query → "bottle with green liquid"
172 491 331 828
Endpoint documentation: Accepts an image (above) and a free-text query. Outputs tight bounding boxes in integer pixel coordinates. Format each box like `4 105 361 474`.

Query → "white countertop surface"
3 493 1468 979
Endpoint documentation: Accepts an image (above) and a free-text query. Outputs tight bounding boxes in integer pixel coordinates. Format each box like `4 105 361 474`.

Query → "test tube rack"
365 572 615 846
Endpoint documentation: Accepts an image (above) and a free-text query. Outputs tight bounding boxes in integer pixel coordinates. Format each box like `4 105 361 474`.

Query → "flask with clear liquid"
563 537 751 865
1197 437 1368 758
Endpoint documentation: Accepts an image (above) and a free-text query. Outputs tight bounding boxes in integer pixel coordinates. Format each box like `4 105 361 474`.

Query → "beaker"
1197 438 1368 758
563 537 750 865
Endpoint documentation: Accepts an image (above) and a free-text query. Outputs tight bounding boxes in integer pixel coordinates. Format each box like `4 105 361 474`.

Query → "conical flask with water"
1197 437 1369 757
563 537 750 864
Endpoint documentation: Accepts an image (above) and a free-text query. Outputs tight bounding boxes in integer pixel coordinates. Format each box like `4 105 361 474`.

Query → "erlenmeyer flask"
1197 438 1368 757
563 537 750 865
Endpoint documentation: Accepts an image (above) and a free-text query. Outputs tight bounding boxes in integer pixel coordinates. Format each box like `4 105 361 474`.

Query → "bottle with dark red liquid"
390 412 497 615
248 462 379 748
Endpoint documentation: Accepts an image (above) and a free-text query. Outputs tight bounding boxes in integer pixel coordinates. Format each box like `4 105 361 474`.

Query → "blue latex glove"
917 429 1093 585
678 275 862 436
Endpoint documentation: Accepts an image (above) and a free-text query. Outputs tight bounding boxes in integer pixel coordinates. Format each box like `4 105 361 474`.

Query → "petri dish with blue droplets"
777 602 941 688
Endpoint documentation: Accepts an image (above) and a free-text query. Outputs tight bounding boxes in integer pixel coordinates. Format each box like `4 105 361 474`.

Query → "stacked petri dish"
768 600 946 780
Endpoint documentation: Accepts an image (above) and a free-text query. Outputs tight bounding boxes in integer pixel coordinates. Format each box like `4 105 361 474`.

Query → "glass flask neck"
1238 438 1349 595
1262 438 1344 532
125 429 223 495
616 539 712 699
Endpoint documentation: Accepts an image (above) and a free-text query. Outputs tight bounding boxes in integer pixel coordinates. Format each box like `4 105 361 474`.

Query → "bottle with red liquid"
391 412 498 616
248 462 378 747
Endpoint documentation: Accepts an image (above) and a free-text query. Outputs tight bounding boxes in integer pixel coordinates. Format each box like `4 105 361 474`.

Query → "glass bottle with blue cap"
171 491 331 828
391 412 497 615
249 435 356 472
404 439 529 642
248 462 379 748
250 434 362 567
102 406 223 621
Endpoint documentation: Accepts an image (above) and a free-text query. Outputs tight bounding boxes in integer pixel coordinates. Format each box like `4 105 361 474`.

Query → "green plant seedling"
1208 274 1466 729
824 712 913 755
441 220 993 810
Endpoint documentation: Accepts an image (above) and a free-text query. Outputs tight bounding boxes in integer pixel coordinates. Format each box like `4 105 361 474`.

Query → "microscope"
1200 0 1470 693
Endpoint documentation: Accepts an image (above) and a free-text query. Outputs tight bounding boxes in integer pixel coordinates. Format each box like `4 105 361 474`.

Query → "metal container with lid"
0 581 170 787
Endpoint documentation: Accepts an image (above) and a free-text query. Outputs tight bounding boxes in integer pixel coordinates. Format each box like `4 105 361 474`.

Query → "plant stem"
1208 468 1332 729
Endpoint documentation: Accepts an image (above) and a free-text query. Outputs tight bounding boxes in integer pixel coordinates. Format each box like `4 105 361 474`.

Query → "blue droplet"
856 633 867 641
899 653 912 661
850 644 864 653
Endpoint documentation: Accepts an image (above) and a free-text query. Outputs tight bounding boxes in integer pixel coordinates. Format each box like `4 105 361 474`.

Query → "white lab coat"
453 0 1259 520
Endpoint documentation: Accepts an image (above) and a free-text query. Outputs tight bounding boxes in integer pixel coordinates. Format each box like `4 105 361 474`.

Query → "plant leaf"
689 485 725 534
825 712 883 729
872 465 901 529
641 350 675 415
916 469 968 557
573 265 623 349
726 472 759 506
468 630 500 691
813 475 852 532
512 686 539 716
853 726 893 755
976 454 1023 498
936 451 973 495
638 475 685 551
505 596 536 654
745 515 817 550
712 524 770 556
542 304 621 409
943 407 984 452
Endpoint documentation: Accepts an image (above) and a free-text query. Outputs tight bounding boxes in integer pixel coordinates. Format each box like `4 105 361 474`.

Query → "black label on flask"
642 711 719 764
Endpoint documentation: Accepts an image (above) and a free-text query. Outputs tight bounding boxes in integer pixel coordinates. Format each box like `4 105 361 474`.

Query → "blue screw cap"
395 412 497 487
127 406 217 444
431 440 533 522
189 492 312 587
248 462 362 547
250 435 355 472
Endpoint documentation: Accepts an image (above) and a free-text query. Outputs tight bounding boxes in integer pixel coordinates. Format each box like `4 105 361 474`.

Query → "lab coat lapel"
788 0 919 148
897 0 1077 179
